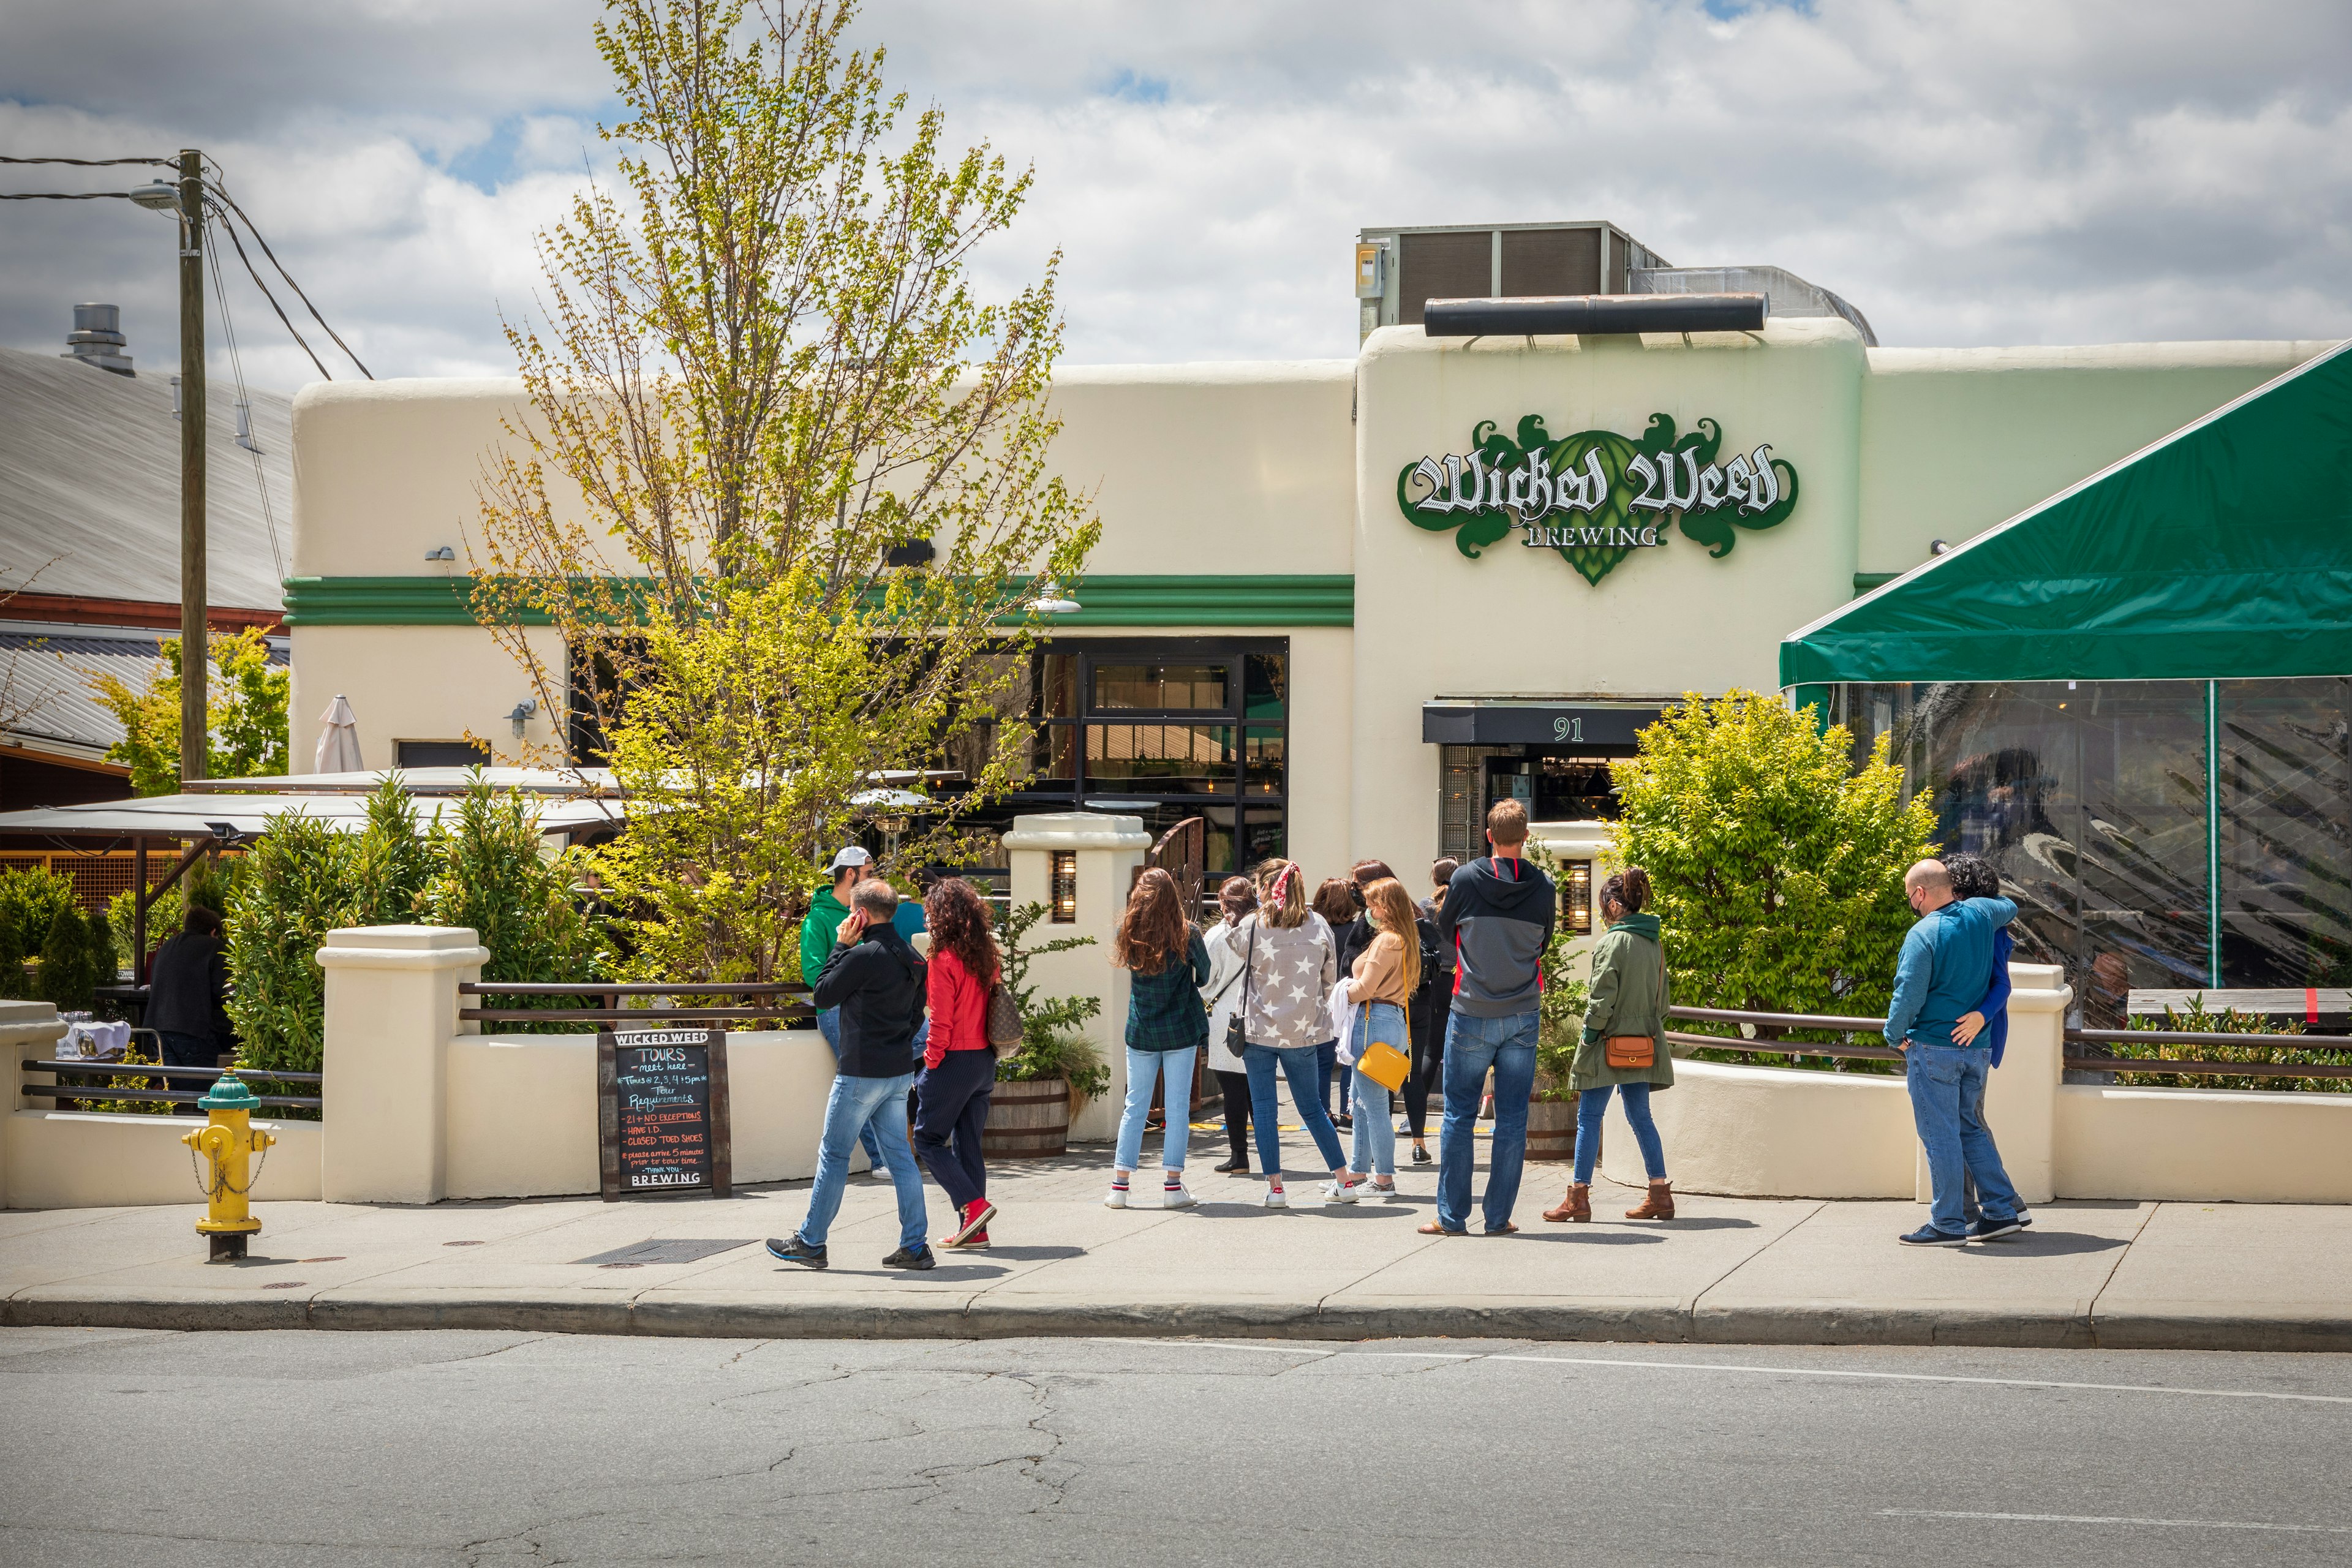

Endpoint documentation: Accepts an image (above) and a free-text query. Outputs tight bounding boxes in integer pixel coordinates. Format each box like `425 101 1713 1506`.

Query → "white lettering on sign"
1553 716 1585 742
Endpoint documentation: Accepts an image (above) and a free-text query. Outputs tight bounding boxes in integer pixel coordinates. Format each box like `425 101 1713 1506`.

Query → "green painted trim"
282 574 1355 629
1852 571 1902 594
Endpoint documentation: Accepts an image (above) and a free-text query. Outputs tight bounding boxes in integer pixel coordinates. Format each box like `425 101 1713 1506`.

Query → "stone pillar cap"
1002 812 1153 851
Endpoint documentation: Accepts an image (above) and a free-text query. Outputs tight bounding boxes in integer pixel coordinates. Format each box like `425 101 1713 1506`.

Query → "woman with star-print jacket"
1219 861 1352 1207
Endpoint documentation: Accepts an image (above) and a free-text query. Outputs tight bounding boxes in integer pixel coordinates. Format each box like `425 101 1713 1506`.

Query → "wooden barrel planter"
1525 1095 1586 1163
984 1076 1071 1159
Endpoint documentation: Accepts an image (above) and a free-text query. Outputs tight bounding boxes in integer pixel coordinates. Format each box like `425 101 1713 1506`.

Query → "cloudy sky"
2 0 2347 394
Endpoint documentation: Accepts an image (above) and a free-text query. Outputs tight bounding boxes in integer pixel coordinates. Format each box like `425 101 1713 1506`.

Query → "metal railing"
458 981 815 1027
18 1057 322 1111
1665 1006 1902 1064
2064 1027 2352 1083
1662 1005 2352 1087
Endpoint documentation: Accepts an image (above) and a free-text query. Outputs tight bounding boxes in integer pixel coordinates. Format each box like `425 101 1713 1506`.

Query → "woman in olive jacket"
1544 867 1676 1223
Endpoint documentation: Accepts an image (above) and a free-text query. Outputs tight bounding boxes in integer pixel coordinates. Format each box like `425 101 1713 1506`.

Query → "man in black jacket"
767 879 935 1271
146 906 233 1114
1427 799 1555 1237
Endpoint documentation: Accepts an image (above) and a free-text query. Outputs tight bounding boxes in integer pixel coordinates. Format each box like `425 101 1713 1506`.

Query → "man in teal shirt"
1885 858 2027 1246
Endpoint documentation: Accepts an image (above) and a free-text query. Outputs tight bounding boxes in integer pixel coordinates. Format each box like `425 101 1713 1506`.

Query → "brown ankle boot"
1626 1180 1675 1220
1543 1183 1592 1223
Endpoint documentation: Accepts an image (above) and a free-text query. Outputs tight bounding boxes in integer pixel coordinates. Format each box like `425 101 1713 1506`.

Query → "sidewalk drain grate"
260 1281 305 1289
443 1240 484 1247
574 1238 756 1267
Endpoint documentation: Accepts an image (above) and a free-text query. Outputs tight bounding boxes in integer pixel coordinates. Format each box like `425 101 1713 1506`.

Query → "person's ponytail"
1600 866 1652 917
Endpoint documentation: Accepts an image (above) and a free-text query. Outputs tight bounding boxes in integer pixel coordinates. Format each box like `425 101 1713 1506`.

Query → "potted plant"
1525 840 1591 1162
984 900 1109 1158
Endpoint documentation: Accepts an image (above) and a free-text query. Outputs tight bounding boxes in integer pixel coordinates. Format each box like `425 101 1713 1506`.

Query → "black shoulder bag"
1223 921 1256 1055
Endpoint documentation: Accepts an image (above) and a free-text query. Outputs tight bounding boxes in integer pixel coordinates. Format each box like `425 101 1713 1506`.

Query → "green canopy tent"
1782 337 2352 690
1780 338 2352 991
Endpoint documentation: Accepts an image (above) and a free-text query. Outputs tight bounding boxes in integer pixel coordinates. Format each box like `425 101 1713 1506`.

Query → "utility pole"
178 147 206 784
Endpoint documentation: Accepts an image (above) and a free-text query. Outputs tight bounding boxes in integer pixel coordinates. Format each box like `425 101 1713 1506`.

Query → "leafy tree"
472 0 1097 986
89 628 290 796
343 777 439 927
1613 690 1937 1043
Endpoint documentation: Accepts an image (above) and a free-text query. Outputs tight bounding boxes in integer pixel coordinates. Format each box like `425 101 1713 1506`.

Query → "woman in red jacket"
913 876 1001 1248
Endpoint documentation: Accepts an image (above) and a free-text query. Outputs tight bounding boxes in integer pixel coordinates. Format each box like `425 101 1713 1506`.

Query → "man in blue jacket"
1885 858 2028 1245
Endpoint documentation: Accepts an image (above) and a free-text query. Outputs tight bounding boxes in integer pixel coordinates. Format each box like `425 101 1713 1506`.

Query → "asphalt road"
4 1329 2349 1567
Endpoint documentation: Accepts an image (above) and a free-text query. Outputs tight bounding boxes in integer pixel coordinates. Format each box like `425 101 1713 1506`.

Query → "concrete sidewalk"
4 1149 2348 1350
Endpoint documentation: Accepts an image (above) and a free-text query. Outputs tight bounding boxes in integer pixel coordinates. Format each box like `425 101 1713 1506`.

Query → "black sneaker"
766 1234 827 1269
883 1245 937 1271
1970 1215 2024 1241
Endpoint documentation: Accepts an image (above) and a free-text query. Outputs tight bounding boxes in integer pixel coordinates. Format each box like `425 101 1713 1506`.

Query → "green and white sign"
1396 412 1800 585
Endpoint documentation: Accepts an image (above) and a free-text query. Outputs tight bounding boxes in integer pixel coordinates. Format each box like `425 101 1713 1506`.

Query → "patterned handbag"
986 979 1025 1049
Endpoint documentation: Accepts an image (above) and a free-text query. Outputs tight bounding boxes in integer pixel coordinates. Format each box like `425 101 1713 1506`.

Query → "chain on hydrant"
182 1071 274 1262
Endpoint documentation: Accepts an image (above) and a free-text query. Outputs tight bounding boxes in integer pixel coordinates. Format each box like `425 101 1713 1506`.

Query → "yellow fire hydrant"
182 1072 274 1261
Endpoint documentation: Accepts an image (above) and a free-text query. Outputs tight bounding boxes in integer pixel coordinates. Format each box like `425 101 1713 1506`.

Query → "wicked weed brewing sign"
1397 412 1800 585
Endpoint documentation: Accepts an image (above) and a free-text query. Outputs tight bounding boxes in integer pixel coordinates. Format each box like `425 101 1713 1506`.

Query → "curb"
7 1292 2348 1352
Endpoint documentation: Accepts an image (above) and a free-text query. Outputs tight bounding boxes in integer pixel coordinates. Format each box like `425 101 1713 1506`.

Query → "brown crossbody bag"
1604 941 1665 1071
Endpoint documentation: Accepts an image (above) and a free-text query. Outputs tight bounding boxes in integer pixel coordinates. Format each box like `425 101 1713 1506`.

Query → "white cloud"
2 0 2345 395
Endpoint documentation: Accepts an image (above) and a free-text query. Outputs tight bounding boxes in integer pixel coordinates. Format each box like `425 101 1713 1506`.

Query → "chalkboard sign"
598 1028 732 1200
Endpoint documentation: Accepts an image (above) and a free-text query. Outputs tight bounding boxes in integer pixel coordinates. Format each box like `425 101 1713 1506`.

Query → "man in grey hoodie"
1426 798 1555 1237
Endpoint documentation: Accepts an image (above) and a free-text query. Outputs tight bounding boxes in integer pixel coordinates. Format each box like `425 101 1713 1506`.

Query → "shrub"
37 904 98 1011
1615 689 1937 1069
225 812 353 1078
993 900 1109 1099
424 779 603 1031
0 867 75 999
2119 995 2352 1093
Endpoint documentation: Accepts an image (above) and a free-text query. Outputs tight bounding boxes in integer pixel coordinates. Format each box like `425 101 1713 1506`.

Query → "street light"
127 179 180 214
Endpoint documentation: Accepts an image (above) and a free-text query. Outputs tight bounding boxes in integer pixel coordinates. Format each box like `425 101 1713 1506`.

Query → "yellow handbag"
1357 1039 1411 1093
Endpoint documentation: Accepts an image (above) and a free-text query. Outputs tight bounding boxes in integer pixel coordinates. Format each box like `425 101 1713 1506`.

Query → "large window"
943 639 1289 899
1833 678 2351 1019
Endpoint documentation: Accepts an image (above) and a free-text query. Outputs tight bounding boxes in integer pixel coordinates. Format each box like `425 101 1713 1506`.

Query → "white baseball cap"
827 845 873 872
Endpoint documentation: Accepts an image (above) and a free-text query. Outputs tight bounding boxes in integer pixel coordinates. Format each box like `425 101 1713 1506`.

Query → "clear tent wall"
1825 678 2351 1023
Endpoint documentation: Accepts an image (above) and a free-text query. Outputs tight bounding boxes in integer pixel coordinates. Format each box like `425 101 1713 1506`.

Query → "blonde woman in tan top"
1338 877 1421 1199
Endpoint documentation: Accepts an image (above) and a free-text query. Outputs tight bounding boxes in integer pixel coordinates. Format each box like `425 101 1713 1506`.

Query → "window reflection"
1091 663 1227 711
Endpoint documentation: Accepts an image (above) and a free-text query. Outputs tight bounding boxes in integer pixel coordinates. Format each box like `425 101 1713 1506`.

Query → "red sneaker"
944 1198 996 1246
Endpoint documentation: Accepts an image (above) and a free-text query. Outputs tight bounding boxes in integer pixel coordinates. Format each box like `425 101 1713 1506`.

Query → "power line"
202 172 374 380
202 211 288 582
0 155 174 167
202 194 334 382
0 191 134 200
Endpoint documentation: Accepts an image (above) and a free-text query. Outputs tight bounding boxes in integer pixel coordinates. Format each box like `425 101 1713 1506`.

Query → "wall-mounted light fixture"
1049 851 1077 922
1030 579 1082 616
425 545 456 562
1929 538 1951 556
506 700 537 739
1566 861 1593 935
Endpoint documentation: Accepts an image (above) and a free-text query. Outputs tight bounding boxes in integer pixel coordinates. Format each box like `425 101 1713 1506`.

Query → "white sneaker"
1162 1182 1196 1209
1103 1186 1129 1209
1322 1179 1362 1205
1262 1186 1288 1208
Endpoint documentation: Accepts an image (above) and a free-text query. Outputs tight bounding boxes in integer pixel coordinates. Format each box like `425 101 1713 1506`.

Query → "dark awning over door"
1422 702 1665 747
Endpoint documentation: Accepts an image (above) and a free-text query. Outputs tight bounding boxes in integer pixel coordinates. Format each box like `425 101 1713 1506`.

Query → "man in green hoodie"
804 846 883 1167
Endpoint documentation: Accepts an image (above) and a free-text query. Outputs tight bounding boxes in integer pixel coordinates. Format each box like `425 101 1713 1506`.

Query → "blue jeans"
1574 1082 1666 1185
1243 1043 1348 1178
797 1069 929 1252
1348 1002 1406 1177
1316 1039 1340 1115
816 1008 884 1167
1115 1046 1197 1173
1905 1042 2022 1236
1437 1009 1539 1233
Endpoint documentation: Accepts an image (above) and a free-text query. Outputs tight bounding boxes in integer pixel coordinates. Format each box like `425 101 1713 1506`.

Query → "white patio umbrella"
314 694 364 774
